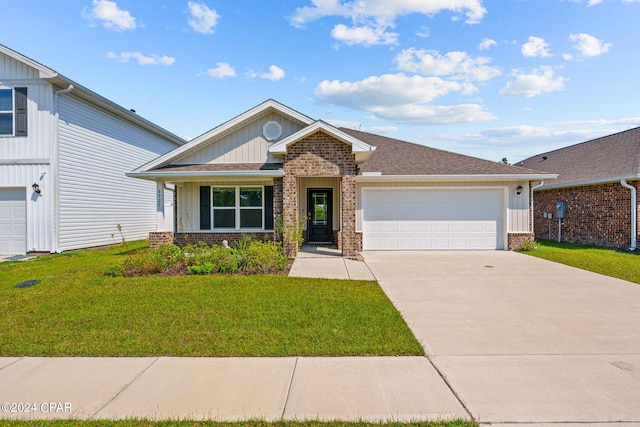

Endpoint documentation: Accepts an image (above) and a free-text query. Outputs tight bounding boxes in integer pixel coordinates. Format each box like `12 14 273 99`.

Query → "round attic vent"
263 120 282 141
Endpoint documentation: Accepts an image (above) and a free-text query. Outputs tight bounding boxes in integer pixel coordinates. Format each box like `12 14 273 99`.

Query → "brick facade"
507 232 534 251
149 231 174 248
283 131 360 259
174 232 273 247
533 181 638 249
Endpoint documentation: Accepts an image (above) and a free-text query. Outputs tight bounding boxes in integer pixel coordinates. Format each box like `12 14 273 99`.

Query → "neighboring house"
129 100 554 258
518 127 640 250
0 44 184 256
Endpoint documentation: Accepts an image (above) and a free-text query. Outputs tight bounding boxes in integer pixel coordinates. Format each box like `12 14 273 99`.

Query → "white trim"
126 170 285 181
532 174 640 191
133 100 314 172
269 120 376 154
355 173 556 182
209 185 266 231
0 159 51 165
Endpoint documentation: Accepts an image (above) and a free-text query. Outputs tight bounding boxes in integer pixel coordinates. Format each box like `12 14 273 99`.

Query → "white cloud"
569 33 611 57
478 38 497 50
315 74 464 109
395 48 501 82
521 36 552 58
83 0 136 31
205 62 236 78
259 65 286 81
365 125 400 134
373 104 495 125
416 26 430 38
499 66 567 98
106 51 175 66
331 23 398 46
187 1 220 34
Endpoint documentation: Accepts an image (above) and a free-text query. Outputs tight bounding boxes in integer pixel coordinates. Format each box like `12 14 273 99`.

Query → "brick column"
282 173 299 258
273 177 283 242
341 175 358 259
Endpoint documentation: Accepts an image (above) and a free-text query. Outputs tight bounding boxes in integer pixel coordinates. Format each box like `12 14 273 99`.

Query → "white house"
0 44 184 255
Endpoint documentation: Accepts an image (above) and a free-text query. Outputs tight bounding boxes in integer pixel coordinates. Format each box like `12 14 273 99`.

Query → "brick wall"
149 231 174 248
174 232 273 247
283 131 359 258
533 181 638 249
507 232 534 251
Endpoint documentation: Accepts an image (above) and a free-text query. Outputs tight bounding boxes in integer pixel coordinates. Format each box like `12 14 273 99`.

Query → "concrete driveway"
363 251 640 425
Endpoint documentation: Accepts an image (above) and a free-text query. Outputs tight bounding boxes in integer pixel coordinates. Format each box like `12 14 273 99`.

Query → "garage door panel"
362 189 504 250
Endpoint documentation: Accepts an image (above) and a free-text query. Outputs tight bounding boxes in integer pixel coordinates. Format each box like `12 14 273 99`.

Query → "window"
0 89 13 136
212 186 264 229
0 87 27 137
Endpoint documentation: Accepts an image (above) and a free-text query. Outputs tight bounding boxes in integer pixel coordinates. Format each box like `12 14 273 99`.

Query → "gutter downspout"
52 84 74 253
621 179 637 251
531 181 545 237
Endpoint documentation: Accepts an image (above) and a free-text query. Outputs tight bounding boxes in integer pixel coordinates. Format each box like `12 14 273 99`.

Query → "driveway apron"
364 251 640 425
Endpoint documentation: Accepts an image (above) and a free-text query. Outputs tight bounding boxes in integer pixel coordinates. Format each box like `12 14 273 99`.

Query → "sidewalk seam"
280 356 299 420
425 355 476 422
343 259 351 280
0 357 25 371
89 357 160 419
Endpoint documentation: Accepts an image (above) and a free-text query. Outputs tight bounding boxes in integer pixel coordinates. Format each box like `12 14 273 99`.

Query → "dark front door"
307 189 332 244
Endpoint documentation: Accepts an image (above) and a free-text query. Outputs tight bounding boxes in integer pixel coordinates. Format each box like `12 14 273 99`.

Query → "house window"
212 186 263 229
0 89 13 136
0 87 27 137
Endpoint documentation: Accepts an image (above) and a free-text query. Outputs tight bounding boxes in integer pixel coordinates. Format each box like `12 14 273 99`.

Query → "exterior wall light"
516 185 523 196
32 183 41 195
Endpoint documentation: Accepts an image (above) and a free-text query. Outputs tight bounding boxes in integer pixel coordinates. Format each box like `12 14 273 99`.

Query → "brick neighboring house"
518 127 640 250
129 100 554 258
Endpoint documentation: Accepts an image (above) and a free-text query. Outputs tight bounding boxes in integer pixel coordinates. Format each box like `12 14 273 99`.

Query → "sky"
2 0 640 163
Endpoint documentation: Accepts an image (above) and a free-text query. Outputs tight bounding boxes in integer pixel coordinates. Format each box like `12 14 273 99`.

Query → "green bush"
103 264 124 277
516 239 538 252
187 262 215 275
246 240 289 273
152 244 184 270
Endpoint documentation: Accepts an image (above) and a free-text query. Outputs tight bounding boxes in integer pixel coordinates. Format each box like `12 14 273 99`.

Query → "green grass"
0 242 423 357
521 239 640 284
0 421 476 427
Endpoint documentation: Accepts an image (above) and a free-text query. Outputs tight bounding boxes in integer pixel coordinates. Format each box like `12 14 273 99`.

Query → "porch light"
32 183 41 195
516 185 523 196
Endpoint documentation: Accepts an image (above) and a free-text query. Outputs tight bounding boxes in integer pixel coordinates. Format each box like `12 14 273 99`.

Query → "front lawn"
520 239 640 284
0 242 423 357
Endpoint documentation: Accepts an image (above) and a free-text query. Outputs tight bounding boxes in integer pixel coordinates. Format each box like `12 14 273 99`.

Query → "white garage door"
362 188 504 250
0 188 27 255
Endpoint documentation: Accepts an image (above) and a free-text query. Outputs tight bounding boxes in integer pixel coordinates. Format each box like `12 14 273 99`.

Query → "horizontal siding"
0 163 53 251
176 112 304 165
357 181 531 233
0 81 55 159
57 95 178 251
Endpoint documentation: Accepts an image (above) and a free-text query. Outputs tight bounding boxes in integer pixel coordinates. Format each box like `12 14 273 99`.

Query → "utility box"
556 201 567 219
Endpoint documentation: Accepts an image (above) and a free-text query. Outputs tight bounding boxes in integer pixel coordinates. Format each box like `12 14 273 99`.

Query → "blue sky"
2 0 639 162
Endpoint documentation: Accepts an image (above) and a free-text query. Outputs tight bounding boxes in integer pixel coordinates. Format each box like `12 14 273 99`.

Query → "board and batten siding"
175 112 304 165
57 94 178 251
356 181 531 233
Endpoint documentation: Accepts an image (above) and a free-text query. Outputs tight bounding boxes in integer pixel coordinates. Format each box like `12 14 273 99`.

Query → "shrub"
103 264 124 277
517 239 538 252
153 244 184 270
246 240 289 273
187 263 215 275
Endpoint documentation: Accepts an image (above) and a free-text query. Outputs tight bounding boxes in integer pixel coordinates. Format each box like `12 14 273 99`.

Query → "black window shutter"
14 87 27 137
264 186 274 230
199 186 211 230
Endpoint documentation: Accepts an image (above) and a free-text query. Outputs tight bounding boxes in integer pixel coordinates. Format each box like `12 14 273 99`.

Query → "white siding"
356 181 531 233
0 53 40 80
57 95 177 251
176 113 304 165
0 164 53 252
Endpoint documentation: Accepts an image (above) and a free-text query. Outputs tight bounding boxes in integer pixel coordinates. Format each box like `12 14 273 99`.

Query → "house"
518 127 640 250
129 100 554 258
0 44 184 256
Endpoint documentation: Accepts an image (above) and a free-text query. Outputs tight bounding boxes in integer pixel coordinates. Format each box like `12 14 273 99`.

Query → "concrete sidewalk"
0 356 469 422
288 246 376 280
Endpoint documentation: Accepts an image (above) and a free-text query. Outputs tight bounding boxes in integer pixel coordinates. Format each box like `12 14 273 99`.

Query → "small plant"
246 240 289 273
103 264 124 277
517 239 538 252
187 262 215 275
152 244 184 270
116 224 134 263
276 214 306 256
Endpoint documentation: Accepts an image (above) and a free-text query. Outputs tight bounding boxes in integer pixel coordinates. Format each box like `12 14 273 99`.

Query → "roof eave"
126 170 285 181
355 173 558 182
533 174 640 190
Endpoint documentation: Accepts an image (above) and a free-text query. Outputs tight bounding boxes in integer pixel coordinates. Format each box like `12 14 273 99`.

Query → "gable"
0 51 44 81
174 111 306 165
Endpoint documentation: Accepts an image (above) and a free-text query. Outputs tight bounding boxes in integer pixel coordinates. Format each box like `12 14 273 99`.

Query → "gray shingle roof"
340 128 547 176
517 127 640 187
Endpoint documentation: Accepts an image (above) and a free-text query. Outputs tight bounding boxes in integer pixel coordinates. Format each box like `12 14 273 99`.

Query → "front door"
307 189 332 244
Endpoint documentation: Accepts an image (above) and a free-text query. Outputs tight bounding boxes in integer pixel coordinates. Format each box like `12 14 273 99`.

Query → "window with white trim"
212 186 264 229
0 89 13 136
